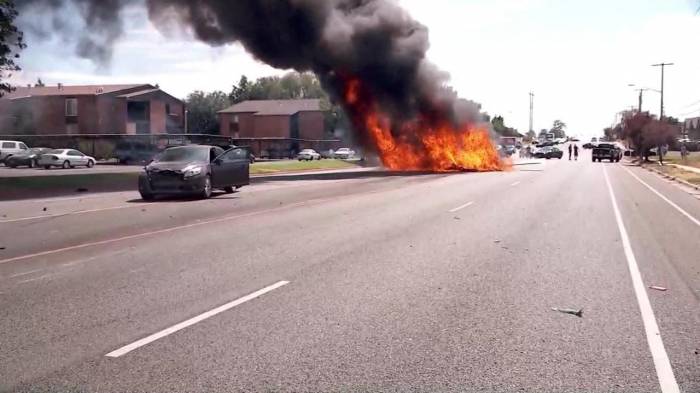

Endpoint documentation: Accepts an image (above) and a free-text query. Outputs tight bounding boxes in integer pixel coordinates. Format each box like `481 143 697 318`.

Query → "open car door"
211 147 250 188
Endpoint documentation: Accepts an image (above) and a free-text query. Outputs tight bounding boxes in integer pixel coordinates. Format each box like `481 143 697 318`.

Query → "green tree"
491 115 522 137
550 120 567 139
185 90 230 134
229 75 252 104
0 0 26 96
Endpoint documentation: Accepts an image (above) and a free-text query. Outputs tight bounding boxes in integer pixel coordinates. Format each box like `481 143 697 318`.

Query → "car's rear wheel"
86 160 95 168
44 165 51 170
62 161 70 169
200 176 212 199
28 159 35 168
223 186 235 194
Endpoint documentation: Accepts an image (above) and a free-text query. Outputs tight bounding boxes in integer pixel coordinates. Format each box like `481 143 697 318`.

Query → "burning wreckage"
21 0 507 172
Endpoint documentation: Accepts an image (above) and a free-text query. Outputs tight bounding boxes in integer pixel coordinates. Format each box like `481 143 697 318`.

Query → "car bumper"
140 172 207 194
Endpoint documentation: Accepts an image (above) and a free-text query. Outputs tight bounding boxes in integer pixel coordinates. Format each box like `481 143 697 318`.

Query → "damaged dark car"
138 145 250 200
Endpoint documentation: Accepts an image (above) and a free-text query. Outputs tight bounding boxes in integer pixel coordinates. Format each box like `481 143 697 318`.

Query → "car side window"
220 148 247 162
19 143 28 150
67 150 83 156
2 142 14 148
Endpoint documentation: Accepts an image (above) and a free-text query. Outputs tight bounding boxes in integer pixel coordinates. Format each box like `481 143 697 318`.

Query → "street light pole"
652 62 674 120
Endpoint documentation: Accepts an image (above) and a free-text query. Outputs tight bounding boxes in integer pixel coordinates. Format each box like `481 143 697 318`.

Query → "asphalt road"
0 152 699 392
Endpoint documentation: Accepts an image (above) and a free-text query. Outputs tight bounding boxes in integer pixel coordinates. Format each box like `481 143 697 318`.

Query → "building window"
233 115 239 123
165 103 171 115
65 98 78 116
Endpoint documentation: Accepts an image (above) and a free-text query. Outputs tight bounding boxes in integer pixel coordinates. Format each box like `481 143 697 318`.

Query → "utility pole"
637 89 643 112
652 62 673 120
528 91 534 135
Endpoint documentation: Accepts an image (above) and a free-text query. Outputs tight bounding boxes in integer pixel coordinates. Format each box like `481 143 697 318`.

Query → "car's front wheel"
28 160 35 168
139 190 155 201
200 176 212 199
62 161 71 169
86 160 95 168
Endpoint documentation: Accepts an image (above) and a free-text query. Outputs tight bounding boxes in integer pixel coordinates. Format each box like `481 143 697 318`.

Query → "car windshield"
155 147 209 162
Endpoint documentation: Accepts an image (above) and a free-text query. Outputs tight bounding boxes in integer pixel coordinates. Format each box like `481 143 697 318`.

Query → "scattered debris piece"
494 240 501 243
649 286 667 292
0 246 5 250
42 207 47 211
453 216 461 220
141 208 146 212
551 307 583 318
76 188 88 193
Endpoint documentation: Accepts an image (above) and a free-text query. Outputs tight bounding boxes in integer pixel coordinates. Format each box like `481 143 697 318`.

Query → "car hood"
146 160 206 172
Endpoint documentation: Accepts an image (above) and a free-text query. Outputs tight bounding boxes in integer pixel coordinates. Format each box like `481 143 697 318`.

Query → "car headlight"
182 164 203 178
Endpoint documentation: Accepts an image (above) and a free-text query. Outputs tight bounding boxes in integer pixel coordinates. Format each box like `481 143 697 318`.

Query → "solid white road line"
603 166 680 393
105 281 290 358
510 181 521 186
448 201 474 213
0 204 149 224
621 165 700 227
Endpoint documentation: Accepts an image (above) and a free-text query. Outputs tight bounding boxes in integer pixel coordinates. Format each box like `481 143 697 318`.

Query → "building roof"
116 88 161 98
219 99 322 116
2 84 152 99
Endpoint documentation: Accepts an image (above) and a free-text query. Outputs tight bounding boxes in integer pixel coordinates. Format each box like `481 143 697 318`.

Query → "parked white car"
38 149 96 169
0 140 29 164
297 149 321 161
333 147 356 159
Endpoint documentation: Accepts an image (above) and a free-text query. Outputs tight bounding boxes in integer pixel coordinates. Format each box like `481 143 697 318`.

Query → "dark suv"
138 145 250 200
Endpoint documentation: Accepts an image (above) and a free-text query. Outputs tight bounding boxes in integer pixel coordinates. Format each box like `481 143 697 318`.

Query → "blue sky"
11 0 700 138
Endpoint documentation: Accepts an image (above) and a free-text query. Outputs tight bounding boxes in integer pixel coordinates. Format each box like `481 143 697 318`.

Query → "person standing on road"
573 144 579 161
568 144 573 160
680 143 688 161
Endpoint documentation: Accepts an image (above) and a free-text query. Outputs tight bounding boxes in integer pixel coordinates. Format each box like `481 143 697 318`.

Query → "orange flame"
344 79 506 172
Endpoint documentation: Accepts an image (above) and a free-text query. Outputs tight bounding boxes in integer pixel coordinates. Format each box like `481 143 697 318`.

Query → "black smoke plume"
18 0 479 142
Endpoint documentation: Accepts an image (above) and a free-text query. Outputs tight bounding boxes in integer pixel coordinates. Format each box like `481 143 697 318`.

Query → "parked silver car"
333 147 356 159
297 149 321 161
38 149 96 169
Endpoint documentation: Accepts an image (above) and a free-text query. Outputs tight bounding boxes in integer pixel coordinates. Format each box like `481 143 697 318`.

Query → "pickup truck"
592 143 622 162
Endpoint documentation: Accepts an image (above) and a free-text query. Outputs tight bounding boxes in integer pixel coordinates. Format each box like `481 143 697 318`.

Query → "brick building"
218 99 326 140
682 117 700 140
0 84 184 135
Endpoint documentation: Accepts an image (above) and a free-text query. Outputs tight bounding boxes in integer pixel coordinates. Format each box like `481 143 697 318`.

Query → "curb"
642 165 700 191
0 167 379 201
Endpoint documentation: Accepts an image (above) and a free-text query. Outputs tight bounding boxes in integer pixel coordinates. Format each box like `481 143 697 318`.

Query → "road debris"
649 286 667 292
42 207 47 211
0 246 5 250
494 240 501 243
453 216 461 220
551 307 583 318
